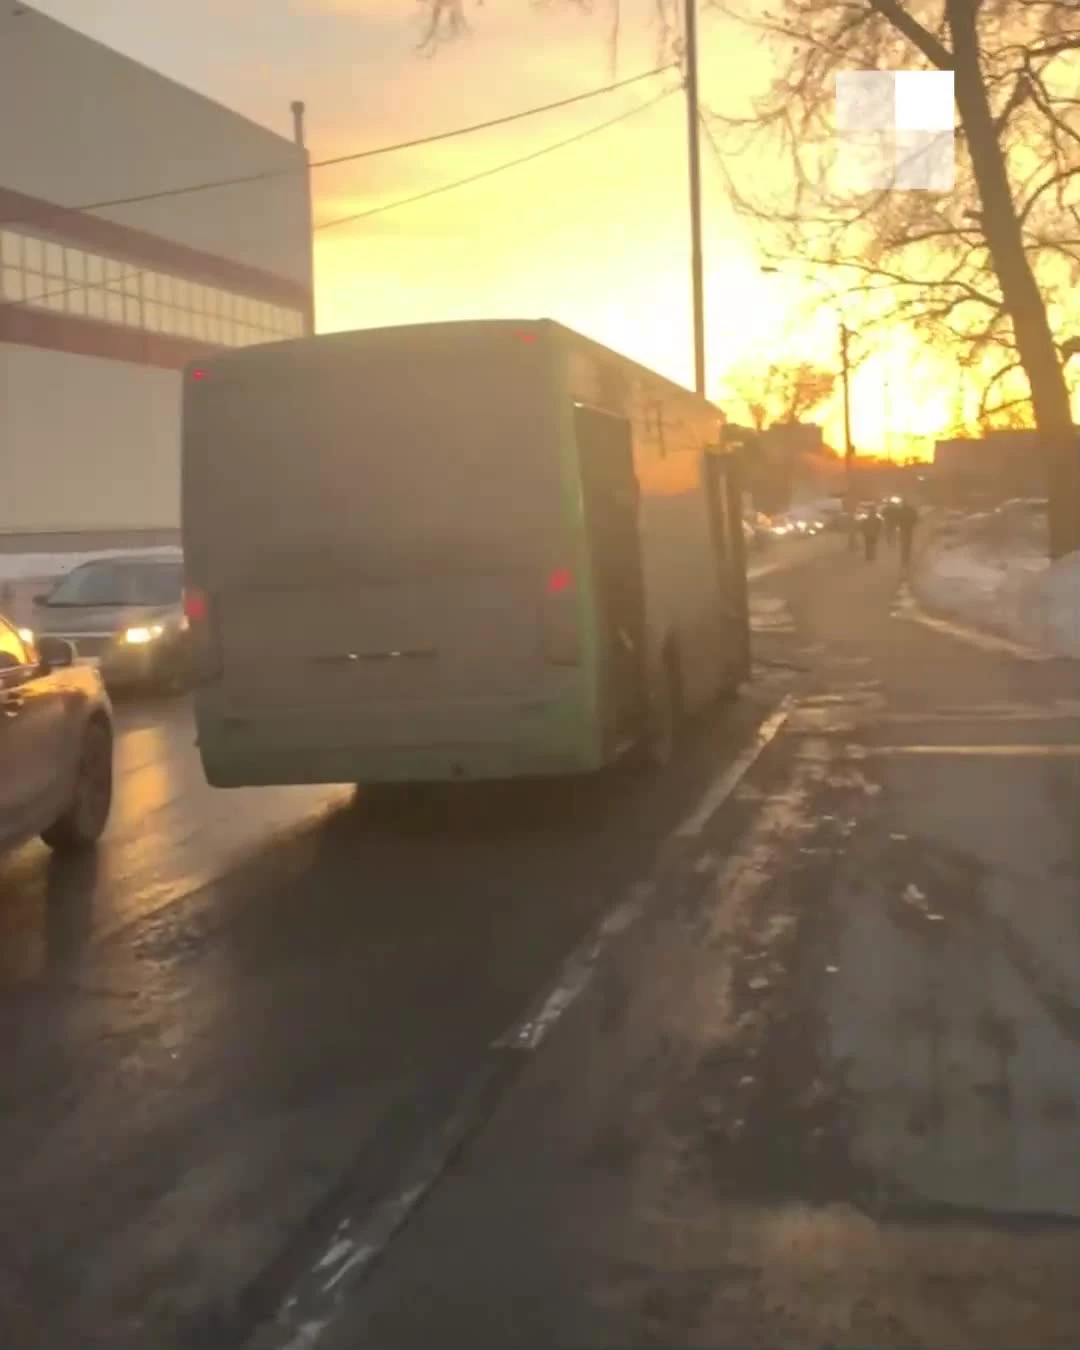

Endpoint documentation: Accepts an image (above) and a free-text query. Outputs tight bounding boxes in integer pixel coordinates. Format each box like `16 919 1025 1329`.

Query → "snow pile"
918 531 1080 658
1011 550 1080 658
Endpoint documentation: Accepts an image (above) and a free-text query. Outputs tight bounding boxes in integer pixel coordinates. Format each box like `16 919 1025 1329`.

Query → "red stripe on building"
0 184 312 312
0 303 225 371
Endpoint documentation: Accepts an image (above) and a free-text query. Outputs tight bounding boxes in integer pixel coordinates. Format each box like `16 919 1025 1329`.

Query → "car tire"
41 719 113 852
153 648 189 696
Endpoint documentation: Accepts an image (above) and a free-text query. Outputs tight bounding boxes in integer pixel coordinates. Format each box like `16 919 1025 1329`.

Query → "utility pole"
882 363 890 462
685 0 706 396
291 100 316 337
840 320 856 548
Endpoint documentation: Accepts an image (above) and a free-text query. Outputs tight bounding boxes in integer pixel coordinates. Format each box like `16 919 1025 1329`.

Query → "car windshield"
45 560 183 607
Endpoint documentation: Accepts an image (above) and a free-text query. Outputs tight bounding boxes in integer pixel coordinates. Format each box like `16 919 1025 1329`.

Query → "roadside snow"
917 532 1080 659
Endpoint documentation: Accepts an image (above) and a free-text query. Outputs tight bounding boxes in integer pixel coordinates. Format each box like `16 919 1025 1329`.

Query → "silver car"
30 553 191 693
0 613 114 853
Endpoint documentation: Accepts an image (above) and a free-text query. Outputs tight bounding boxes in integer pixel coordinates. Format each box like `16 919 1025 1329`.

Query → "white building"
0 5 313 546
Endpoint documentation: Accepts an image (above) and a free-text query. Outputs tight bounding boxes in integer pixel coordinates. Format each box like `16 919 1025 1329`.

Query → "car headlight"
123 624 165 645
17 627 34 645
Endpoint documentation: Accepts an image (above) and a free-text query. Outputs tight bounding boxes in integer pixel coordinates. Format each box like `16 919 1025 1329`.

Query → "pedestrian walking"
883 499 901 549
860 508 882 562
897 499 920 569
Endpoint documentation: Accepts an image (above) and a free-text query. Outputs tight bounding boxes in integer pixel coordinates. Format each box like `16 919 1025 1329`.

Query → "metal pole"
841 320 856 548
685 0 706 396
290 99 316 337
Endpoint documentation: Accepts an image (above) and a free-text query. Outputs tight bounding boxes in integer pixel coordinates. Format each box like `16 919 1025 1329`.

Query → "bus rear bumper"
193 693 601 787
200 742 600 788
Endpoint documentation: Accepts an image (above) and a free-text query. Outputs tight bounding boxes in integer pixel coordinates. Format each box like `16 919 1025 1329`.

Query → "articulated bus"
181 319 750 788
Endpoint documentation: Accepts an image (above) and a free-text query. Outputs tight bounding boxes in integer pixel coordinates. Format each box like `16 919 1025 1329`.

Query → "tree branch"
867 0 953 68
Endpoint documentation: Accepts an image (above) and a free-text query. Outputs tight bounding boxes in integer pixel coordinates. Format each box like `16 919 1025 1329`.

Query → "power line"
0 64 675 229
1 86 677 312
315 84 680 233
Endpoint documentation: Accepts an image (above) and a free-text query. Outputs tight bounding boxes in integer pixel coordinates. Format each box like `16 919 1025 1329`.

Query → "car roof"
72 551 183 567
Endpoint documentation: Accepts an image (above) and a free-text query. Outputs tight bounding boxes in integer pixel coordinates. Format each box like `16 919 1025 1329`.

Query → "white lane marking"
675 697 793 838
898 608 1051 660
892 583 1052 662
258 697 806 1349
873 708 1080 724
492 883 653 1053
862 743 1080 758
494 694 803 1053
313 1238 353 1272
282 1320 331 1350
268 1085 501 1348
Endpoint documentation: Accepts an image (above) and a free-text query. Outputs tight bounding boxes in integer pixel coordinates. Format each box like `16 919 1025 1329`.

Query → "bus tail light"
183 587 208 622
183 586 223 684
541 567 581 666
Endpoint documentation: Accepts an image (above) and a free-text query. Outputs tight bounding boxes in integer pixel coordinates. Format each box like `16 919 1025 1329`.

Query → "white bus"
181 319 750 787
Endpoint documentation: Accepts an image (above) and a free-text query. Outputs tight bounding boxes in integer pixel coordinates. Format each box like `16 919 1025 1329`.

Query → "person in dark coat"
897 499 920 568
883 499 901 548
860 507 883 561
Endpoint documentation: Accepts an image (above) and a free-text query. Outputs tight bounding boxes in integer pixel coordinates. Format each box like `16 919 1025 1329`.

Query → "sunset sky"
28 0 976 457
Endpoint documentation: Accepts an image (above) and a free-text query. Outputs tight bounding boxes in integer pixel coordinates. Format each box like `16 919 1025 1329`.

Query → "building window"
1 266 23 301
0 224 306 347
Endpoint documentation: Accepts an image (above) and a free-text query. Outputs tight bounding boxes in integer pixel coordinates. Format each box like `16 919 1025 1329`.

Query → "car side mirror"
36 636 76 671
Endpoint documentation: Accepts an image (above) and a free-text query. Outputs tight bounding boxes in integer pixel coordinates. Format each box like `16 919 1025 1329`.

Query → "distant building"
932 428 1078 504
719 421 829 514
761 422 825 458
0 7 313 546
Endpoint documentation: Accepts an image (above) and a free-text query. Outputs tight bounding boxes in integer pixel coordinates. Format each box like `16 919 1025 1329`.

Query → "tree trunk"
948 0 1080 560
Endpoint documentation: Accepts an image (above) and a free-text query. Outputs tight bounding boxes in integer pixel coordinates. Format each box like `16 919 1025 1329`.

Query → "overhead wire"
0 63 676 227
0 80 680 313
315 84 680 232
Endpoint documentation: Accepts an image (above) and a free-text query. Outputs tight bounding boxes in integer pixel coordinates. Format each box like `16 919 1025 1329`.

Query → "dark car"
30 553 191 693
0 614 114 854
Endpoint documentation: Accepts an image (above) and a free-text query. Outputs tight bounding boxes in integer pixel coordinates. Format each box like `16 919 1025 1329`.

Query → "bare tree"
702 0 1080 557
421 0 1080 557
723 359 836 428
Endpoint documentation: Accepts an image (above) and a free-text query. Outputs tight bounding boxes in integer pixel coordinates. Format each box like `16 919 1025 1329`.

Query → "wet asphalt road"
0 566 804 1350
312 546 1080 1350
4 533 1079 1350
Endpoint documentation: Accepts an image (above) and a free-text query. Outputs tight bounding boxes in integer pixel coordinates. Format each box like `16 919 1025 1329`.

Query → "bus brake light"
183 587 209 622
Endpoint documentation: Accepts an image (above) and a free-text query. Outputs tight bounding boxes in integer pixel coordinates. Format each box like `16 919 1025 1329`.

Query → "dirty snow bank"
917 533 1080 659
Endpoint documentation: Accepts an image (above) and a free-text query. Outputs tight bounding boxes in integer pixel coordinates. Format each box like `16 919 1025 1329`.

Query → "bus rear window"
186 338 564 586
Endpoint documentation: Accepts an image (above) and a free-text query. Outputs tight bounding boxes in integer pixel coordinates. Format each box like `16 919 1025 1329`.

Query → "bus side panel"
562 336 744 734
550 342 610 770
630 385 733 715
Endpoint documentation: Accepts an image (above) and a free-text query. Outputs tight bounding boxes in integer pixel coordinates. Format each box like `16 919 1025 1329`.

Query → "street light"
760 265 857 541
